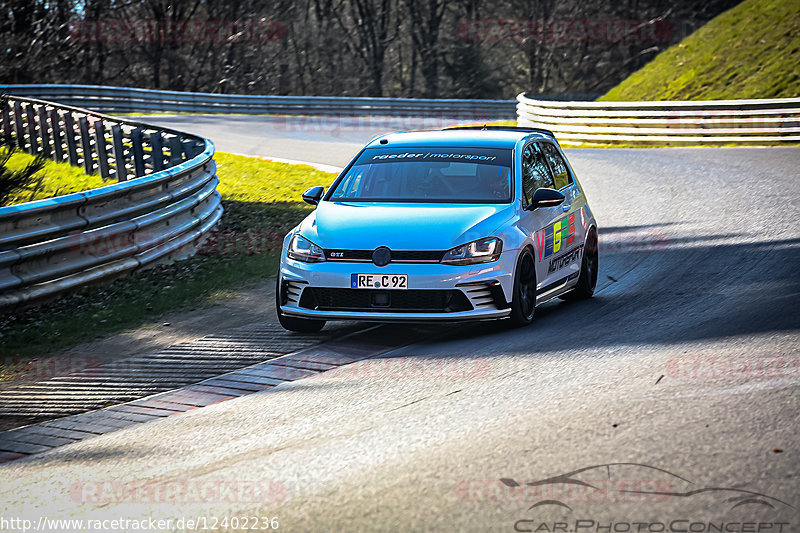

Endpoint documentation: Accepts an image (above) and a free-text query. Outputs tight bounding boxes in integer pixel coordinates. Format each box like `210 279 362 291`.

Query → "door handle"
561 203 571 212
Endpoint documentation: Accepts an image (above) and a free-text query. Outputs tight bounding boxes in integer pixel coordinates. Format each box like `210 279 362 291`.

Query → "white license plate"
351 274 408 290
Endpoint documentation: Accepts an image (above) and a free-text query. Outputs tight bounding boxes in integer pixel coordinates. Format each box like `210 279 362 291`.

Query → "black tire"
509 249 537 327
560 228 598 301
275 276 326 333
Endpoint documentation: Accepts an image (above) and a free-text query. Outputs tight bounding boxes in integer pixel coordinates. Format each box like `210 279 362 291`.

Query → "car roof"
364 127 555 150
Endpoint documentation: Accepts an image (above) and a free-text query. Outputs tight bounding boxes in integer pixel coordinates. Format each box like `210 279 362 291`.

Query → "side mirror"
526 188 565 210
302 186 325 205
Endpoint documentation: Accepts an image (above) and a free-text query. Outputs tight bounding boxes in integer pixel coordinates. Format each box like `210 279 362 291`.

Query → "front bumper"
278 251 517 322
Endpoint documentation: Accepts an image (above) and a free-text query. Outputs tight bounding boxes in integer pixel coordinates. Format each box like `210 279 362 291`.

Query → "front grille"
299 288 472 313
324 249 445 263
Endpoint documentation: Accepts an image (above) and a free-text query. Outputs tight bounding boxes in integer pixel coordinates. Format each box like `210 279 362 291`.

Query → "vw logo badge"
372 246 392 267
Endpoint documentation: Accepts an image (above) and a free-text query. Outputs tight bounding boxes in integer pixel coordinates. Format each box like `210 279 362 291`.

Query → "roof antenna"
482 123 487 130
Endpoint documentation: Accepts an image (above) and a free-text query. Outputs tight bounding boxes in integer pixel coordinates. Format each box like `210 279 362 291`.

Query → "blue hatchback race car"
276 126 598 332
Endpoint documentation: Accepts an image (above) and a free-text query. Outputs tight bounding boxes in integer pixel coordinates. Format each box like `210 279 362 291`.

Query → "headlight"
441 237 502 265
287 234 325 263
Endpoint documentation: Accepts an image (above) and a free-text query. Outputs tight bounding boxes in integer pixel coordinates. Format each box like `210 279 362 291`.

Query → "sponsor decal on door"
536 213 576 261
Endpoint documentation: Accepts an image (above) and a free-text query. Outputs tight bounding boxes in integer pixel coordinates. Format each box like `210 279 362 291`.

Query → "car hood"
298 201 516 250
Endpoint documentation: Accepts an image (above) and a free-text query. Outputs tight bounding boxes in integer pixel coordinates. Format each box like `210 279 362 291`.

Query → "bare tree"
0 0 78 84
441 0 500 99
0 0 744 99
335 0 394 96
402 0 447 98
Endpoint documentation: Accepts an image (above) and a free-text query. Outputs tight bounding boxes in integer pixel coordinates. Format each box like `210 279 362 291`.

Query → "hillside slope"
600 0 800 101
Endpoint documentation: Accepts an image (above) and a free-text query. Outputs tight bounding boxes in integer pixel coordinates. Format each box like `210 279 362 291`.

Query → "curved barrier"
7 85 798 145
0 84 517 119
0 96 222 308
516 93 800 144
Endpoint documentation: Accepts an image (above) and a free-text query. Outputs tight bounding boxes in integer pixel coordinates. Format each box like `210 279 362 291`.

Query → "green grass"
2 149 108 205
600 0 800 101
214 152 334 203
0 152 337 367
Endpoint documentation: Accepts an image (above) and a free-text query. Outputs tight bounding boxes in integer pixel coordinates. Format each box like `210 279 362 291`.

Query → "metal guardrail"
0 96 222 309
516 93 800 144
6 85 798 144
0 84 517 119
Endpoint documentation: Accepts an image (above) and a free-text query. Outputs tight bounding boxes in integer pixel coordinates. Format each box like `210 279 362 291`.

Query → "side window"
331 165 366 198
521 143 554 205
541 143 572 190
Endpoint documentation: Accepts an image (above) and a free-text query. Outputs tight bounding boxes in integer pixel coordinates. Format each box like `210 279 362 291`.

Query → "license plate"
351 274 408 290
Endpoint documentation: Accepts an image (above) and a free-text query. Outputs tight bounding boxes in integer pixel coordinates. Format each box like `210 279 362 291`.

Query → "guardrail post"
111 124 127 182
12 101 25 150
38 107 51 158
78 116 94 174
94 120 110 180
131 127 145 177
49 109 64 162
181 140 195 159
25 103 38 154
168 136 183 166
63 113 80 166
0 99 11 142
150 131 164 171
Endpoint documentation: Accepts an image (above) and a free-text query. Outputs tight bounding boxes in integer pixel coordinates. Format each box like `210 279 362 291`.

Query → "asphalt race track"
132 114 489 168
1 116 798 530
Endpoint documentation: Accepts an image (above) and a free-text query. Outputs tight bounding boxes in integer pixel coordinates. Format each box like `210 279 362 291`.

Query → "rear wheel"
275 276 326 333
509 249 537 327
560 228 598 301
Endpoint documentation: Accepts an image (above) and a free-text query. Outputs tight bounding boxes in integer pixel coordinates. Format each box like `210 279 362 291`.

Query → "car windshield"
328 147 513 203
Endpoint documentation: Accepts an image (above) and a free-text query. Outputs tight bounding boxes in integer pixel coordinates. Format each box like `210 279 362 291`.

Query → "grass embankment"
0 152 336 364
600 0 800 101
2 149 107 204
490 0 799 146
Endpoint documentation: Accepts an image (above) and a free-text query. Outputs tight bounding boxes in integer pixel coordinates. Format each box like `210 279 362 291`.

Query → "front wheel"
509 249 537 327
276 276 326 333
560 228 598 301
